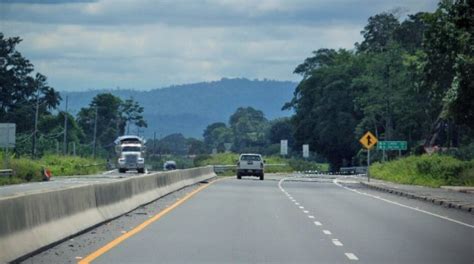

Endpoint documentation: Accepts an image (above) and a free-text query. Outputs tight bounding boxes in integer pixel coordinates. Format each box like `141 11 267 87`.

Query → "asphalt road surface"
23 175 474 264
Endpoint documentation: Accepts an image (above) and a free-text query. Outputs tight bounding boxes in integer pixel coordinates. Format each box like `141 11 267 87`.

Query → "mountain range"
59 78 297 138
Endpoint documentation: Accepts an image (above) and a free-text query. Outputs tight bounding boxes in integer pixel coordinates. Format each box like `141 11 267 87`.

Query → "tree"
203 122 228 150
121 97 147 134
357 13 400 53
442 0 474 131
229 107 268 152
419 0 474 146
187 138 207 155
267 117 294 145
77 93 125 151
0 34 61 133
157 133 188 155
286 49 363 169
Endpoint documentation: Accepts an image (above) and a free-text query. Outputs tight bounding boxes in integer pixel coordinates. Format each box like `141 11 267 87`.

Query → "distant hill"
59 78 297 138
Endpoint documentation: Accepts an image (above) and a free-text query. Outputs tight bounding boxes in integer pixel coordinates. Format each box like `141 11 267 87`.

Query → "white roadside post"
303 144 309 159
280 140 288 156
0 123 16 169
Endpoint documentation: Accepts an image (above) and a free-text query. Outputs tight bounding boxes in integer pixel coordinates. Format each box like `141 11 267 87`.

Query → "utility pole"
153 132 156 157
92 106 98 158
63 96 68 155
32 90 40 158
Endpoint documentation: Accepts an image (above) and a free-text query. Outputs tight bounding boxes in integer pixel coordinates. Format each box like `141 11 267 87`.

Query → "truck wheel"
237 173 242 180
138 168 145 173
119 169 126 173
260 173 264 181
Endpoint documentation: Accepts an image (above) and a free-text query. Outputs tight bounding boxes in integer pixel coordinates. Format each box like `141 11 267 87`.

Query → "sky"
1 0 438 91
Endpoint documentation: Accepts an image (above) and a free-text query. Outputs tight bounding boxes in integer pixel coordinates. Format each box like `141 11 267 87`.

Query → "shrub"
371 154 474 187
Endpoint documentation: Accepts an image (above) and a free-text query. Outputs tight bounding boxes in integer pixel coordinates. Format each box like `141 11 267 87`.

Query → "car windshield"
122 146 140 152
241 155 261 161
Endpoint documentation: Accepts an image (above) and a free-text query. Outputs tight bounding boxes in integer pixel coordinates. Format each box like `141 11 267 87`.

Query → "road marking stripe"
299 206 304 209
314 221 322 226
333 179 474 229
303 210 309 214
332 239 343 246
308 215 315 219
295 202 300 205
323 230 332 235
78 179 218 264
345 253 359 260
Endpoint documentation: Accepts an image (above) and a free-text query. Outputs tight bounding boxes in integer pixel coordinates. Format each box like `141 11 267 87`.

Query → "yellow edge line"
78 178 220 264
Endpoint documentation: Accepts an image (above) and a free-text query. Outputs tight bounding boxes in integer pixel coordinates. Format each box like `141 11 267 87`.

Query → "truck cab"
117 143 145 173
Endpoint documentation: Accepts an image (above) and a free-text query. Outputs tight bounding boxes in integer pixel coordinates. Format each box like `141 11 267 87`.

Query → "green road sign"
377 141 407 150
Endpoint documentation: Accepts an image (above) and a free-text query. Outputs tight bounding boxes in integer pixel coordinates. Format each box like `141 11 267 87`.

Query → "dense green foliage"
371 155 474 187
285 1 474 169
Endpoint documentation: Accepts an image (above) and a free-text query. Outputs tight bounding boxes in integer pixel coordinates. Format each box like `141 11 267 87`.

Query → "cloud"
0 0 438 91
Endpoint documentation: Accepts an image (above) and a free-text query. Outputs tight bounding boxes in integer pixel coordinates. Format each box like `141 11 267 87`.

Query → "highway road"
23 175 474 264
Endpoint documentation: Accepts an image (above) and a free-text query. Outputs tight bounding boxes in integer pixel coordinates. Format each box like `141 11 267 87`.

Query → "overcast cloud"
0 0 438 91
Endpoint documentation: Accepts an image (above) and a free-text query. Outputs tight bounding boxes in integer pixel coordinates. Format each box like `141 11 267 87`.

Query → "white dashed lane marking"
279 177 359 261
345 253 359 260
323 230 332 235
332 239 343 246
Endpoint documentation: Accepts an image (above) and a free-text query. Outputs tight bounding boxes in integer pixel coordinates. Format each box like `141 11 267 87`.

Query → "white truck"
236 153 265 180
115 135 146 173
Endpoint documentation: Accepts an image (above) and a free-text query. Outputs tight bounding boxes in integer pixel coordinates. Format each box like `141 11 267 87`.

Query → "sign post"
280 140 288 156
0 123 16 169
359 131 378 182
302 144 309 159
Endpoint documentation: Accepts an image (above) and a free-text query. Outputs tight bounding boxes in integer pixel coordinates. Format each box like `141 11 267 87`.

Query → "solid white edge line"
333 179 474 229
345 253 359 260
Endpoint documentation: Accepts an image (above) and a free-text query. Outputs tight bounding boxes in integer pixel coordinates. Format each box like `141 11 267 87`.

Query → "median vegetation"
370 154 474 187
194 153 328 175
0 153 105 186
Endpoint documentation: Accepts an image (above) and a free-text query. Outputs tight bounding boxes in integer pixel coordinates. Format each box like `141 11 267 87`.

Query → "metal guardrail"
339 166 367 174
0 169 13 177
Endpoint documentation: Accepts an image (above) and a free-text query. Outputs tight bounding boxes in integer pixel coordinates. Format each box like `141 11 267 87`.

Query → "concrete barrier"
0 166 215 263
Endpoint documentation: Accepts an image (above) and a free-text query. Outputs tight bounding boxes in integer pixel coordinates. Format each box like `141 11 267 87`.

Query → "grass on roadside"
370 154 474 187
0 154 106 185
194 153 328 175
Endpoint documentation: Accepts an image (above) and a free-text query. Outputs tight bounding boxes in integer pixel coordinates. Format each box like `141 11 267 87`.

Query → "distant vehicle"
163 160 177 171
115 135 146 173
236 153 265 180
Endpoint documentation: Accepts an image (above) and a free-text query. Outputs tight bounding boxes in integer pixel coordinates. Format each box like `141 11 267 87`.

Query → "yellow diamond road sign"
359 131 378 149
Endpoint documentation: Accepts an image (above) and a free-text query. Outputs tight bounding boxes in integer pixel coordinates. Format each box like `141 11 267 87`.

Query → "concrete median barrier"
0 166 215 263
